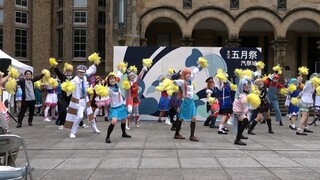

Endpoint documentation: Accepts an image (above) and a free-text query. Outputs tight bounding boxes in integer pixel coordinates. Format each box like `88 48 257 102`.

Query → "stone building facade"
1 0 320 77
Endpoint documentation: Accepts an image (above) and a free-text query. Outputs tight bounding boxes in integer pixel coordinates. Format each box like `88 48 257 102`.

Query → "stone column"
180 36 194 46
271 38 288 79
225 36 241 47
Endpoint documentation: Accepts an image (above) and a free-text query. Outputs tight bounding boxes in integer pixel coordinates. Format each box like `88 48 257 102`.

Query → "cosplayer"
43 79 58 122
168 70 182 131
157 76 170 123
286 78 300 130
203 77 219 128
93 78 110 122
0 71 10 132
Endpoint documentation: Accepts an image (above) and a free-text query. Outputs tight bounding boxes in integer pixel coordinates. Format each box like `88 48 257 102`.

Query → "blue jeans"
269 99 282 121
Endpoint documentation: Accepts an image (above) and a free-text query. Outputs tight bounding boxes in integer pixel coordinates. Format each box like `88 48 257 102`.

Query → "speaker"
0 58 11 76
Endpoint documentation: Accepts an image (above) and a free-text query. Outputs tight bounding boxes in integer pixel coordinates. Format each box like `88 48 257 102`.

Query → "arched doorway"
145 18 182 47
191 18 228 47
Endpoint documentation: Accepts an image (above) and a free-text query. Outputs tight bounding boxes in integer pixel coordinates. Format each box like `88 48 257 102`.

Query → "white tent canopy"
0 50 33 74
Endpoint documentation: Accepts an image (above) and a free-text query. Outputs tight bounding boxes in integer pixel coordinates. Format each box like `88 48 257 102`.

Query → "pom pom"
61 80 76 93
162 78 172 89
49 57 58 67
234 68 243 78
198 57 209 68
116 62 128 74
316 86 320 96
128 65 138 74
34 81 41 89
246 93 261 109
49 77 58 88
255 61 265 70
208 97 215 106
290 97 299 106
168 68 175 76
86 87 94 95
95 84 109 97
230 83 237 91
279 88 288 96
298 66 309 76
251 85 261 95
262 74 269 81
173 85 179 92
122 79 131 90
311 77 320 88
5 77 17 95
155 85 164 92
288 84 297 93
167 90 173 96
215 72 227 82
88 52 101 65
142 58 153 68
63 63 73 72
272 64 282 74
42 69 51 79
242 69 253 79
7 66 19 79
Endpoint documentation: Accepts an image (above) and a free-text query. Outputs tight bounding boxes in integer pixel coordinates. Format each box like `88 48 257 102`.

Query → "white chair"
0 134 33 180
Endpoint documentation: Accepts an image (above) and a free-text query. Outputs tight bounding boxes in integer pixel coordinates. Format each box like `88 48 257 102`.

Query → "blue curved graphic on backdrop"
185 49 203 67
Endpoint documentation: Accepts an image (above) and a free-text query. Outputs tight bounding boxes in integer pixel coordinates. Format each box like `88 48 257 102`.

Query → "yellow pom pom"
162 78 172 89
230 83 237 91
168 68 175 75
272 64 282 74
48 77 58 88
298 66 309 76
61 80 76 93
95 84 109 97
88 52 101 65
86 87 94 95
216 72 227 82
279 88 288 96
128 65 138 74
198 57 209 68
208 97 215 106
122 79 131 90
116 62 128 74
262 74 268 81
5 77 17 95
142 58 153 68
155 85 164 92
34 81 41 89
63 63 73 72
234 69 243 79
167 90 173 96
7 66 20 79
311 77 320 88
255 61 265 70
243 69 253 79
42 69 51 79
288 84 297 93
251 85 261 95
290 97 299 106
173 85 179 92
49 57 58 67
246 93 261 109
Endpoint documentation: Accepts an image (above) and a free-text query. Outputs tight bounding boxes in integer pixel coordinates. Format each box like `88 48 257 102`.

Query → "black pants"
18 100 35 124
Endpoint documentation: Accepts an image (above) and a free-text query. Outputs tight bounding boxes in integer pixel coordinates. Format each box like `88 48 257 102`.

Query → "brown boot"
174 134 186 139
189 136 199 142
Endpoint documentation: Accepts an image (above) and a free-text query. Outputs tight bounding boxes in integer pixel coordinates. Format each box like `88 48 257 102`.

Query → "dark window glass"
15 28 28 58
73 29 86 57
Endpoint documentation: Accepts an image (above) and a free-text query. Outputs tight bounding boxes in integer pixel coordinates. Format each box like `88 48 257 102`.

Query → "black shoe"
248 130 256 135
28 123 33 126
240 135 248 139
234 139 247 146
55 120 60 125
296 131 307 135
304 129 313 133
158 119 162 123
122 133 131 138
105 138 111 143
268 129 274 134
210 125 219 128
16 123 22 128
204 123 210 126
170 127 176 131
279 121 283 126
222 128 229 132
218 130 228 134
261 119 266 124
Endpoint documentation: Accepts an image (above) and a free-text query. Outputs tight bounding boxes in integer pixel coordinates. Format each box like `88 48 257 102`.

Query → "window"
57 29 63 58
183 0 192 9
98 11 105 25
74 11 86 23
15 28 28 58
16 0 27 7
57 11 63 25
74 0 87 7
57 0 63 7
0 28 3 50
0 10 3 24
73 28 86 58
16 11 28 24
278 0 286 9
0 0 4 6
98 0 106 7
98 28 105 60
230 0 239 9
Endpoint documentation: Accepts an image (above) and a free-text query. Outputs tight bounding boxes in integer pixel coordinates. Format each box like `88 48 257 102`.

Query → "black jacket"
17 74 44 101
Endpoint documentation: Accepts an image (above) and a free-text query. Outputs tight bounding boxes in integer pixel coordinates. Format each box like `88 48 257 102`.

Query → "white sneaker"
136 123 140 128
44 117 51 122
58 125 64 130
126 124 130 130
93 128 101 134
165 119 172 126
69 133 76 139
81 124 89 128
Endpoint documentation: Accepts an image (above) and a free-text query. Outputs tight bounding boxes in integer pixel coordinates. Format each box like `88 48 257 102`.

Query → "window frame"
15 28 28 58
15 0 28 8
73 11 87 24
15 11 28 24
73 28 86 59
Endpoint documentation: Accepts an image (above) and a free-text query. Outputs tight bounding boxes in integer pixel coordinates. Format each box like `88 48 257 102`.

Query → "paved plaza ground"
7 115 320 180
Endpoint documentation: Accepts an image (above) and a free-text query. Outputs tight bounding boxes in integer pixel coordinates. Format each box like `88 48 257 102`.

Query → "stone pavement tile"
291 158 320 167
41 169 94 180
106 150 143 158
29 158 66 170
254 157 302 168
181 168 230 180
71 150 106 158
224 167 280 180
139 158 180 168
31 169 51 180
291 143 320 150
217 158 262 168
51 139 91 149
269 167 320 180
145 141 176 149
98 158 140 169
136 168 183 180
55 158 101 169
309 167 320 174
177 149 213 158
112 141 145 150
142 150 177 158
211 149 250 158
277 150 320 158
203 142 240 150
81 141 116 150
179 157 221 168
33 149 76 159
89 169 137 180
174 141 209 149
246 150 285 158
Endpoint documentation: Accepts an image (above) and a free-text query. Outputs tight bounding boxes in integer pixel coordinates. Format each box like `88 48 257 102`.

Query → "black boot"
171 120 176 131
105 124 115 143
248 121 258 135
203 116 211 126
190 121 199 142
234 119 248 146
261 119 266 124
174 120 185 139
121 123 131 138
266 119 274 134
210 116 218 128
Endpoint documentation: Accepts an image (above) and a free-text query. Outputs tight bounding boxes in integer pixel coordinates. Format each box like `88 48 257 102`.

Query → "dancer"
43 79 58 122
203 77 219 128
287 78 300 130
157 76 170 123
0 72 10 131
168 70 182 131
15 85 22 114
93 78 110 122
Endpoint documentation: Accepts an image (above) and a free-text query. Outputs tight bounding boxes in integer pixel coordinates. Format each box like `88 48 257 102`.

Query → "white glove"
268 74 274 80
